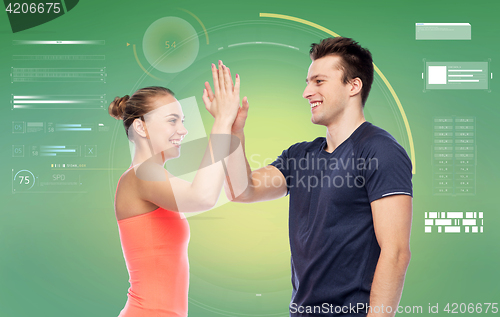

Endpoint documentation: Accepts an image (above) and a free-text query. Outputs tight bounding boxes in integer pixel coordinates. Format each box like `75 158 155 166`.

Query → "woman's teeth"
170 140 181 145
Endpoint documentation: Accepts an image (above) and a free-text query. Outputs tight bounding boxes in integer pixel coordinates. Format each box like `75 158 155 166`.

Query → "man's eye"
316 80 323 84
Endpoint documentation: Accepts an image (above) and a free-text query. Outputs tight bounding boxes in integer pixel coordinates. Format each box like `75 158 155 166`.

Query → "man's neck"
323 108 366 153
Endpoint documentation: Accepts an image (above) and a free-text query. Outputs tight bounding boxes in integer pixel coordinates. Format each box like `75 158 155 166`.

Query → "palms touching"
203 61 249 134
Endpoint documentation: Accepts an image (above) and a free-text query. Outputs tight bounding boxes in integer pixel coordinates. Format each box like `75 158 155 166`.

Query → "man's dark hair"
309 37 373 106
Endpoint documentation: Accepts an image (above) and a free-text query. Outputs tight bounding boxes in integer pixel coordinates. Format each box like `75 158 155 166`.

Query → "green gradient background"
1 0 499 316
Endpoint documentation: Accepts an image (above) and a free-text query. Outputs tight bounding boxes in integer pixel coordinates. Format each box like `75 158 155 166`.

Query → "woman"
109 61 241 316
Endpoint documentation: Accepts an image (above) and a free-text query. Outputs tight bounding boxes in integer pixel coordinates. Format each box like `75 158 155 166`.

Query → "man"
205 37 413 316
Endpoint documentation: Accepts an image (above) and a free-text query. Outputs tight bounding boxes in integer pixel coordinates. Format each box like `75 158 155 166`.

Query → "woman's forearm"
186 119 233 209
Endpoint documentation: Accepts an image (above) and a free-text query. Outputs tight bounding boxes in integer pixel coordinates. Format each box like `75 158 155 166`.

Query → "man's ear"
132 118 148 138
349 77 363 98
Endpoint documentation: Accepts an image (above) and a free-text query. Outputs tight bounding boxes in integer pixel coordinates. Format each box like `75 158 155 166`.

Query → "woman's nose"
178 124 188 136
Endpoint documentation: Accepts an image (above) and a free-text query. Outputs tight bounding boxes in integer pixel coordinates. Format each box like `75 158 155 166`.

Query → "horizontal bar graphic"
436 219 452 226
444 226 460 233
447 212 464 218
13 40 105 45
56 128 92 131
462 219 476 226
13 55 105 60
12 95 106 110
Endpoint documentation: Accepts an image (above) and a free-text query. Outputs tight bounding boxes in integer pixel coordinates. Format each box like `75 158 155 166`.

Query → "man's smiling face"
303 55 353 126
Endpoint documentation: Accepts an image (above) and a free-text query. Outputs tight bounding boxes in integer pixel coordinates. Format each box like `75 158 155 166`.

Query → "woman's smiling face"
141 94 188 159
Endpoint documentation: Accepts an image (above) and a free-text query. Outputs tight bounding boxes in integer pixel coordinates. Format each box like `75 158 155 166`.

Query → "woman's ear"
132 118 148 138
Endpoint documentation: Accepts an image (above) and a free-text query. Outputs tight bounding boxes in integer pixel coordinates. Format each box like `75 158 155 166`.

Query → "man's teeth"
311 102 322 108
170 140 181 145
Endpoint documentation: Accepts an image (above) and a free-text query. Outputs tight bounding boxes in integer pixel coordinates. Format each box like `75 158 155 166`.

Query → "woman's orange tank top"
115 168 190 317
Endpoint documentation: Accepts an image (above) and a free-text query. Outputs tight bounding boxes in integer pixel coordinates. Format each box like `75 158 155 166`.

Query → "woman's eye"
169 120 176 123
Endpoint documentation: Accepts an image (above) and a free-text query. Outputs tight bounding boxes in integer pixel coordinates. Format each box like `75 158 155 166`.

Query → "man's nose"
303 84 314 99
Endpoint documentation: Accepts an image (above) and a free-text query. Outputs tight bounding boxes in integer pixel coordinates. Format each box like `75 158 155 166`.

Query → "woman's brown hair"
108 86 175 138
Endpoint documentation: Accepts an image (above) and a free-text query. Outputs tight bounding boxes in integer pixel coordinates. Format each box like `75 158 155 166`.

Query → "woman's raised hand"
202 60 240 127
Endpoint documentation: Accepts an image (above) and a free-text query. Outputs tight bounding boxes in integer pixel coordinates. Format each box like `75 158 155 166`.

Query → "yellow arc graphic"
178 8 209 45
132 44 163 81
260 13 416 174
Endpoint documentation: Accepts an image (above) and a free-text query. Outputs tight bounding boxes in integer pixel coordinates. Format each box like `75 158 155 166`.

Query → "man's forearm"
232 130 252 178
366 250 411 316
223 130 254 201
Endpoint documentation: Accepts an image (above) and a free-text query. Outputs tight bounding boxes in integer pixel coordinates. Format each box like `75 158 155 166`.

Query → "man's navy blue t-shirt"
269 121 413 316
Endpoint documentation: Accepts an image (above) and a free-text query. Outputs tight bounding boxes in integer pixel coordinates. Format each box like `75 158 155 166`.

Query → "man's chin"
311 115 324 126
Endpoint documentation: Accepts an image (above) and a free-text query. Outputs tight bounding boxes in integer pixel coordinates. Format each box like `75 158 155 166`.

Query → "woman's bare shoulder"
115 167 159 220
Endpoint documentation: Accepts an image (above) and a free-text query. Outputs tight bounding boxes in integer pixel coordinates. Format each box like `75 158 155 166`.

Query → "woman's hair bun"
108 95 130 120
